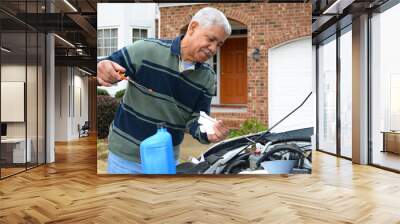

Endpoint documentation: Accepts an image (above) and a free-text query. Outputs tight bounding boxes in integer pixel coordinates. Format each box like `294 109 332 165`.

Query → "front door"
220 37 247 104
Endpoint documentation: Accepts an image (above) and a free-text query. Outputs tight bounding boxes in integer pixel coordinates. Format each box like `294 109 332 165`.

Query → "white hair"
191 7 231 36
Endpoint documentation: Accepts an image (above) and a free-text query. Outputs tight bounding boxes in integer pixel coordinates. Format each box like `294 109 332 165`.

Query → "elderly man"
97 7 231 174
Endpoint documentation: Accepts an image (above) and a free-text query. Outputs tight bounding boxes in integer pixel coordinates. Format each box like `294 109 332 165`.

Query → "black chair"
78 121 90 138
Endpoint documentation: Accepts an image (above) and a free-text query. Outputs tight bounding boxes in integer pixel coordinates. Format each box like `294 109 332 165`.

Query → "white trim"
217 48 220 103
228 35 247 38
130 25 150 29
158 3 206 8
211 48 221 105
157 16 161 38
226 36 247 41
269 36 312 50
211 106 247 113
97 25 120 30
156 6 160 38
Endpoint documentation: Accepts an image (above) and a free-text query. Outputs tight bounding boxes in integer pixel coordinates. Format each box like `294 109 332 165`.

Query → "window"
97 28 118 58
318 36 337 155
132 28 148 43
339 28 352 158
371 3 400 171
1 1 46 179
391 74 400 130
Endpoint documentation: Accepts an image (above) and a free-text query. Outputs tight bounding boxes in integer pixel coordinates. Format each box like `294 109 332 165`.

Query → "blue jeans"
107 151 142 174
107 151 179 174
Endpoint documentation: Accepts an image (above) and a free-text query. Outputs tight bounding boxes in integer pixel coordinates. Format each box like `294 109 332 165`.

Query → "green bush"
114 89 126 100
97 95 119 139
228 118 267 138
97 88 109 96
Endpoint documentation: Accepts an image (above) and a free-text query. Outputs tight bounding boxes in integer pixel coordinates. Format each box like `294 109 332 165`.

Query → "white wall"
158 3 205 7
1 65 26 140
55 66 68 141
1 82 24 122
97 3 158 50
97 3 158 96
268 37 314 133
73 73 89 138
54 67 89 141
1 65 34 137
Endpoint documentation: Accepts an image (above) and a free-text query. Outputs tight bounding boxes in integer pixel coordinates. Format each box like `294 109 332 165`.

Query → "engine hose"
256 144 306 167
235 152 251 161
224 160 248 174
221 152 250 173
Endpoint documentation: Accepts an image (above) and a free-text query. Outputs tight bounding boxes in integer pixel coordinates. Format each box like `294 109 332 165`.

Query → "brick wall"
160 3 311 129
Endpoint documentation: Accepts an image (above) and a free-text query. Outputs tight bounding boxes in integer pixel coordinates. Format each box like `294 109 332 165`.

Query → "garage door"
268 37 313 132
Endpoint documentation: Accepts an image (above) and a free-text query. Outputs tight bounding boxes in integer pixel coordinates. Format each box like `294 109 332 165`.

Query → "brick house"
159 3 312 129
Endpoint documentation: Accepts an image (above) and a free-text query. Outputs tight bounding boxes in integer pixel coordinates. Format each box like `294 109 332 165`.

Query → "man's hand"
207 120 229 143
97 60 126 87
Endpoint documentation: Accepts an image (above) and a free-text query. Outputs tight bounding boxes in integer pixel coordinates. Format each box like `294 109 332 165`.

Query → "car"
176 92 314 175
176 127 313 174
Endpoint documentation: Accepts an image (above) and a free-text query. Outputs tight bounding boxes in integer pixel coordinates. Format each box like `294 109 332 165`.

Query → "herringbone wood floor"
1 136 400 223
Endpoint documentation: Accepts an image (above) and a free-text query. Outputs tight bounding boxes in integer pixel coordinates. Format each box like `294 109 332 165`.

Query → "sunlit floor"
1 135 400 223
0 162 43 179
372 150 400 171
0 167 25 178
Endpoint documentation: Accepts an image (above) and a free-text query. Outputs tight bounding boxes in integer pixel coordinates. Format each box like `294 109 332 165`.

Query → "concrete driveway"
179 134 214 162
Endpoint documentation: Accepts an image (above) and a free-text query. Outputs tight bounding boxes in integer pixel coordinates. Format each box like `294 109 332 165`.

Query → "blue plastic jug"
140 125 176 174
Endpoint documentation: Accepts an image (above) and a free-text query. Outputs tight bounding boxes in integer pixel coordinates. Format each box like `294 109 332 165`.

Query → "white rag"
198 111 217 135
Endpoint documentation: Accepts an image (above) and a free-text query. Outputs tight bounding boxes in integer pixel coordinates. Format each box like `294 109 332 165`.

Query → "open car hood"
177 92 314 174
203 127 313 159
176 127 314 174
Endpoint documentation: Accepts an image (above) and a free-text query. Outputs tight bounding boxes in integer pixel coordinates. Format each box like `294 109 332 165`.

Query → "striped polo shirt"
106 35 216 163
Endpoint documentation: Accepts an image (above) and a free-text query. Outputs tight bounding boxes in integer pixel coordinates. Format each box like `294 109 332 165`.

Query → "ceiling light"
54 34 75 48
1 47 11 53
323 0 355 15
76 48 85 55
63 0 78 12
78 67 92 76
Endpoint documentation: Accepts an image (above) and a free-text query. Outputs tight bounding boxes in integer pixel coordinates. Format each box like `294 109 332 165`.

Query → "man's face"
186 22 228 63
